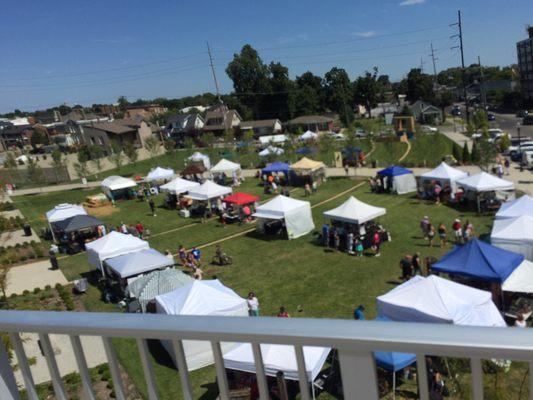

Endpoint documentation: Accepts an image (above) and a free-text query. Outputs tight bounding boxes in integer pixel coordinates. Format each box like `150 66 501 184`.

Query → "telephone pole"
478 55 487 111
450 10 469 123
206 42 222 105
430 43 438 78
420 57 425 73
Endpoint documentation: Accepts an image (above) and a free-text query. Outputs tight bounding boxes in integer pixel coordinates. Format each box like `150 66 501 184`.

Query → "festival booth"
51 215 104 254
419 162 468 199
223 343 330 398
185 180 232 218
259 146 284 157
101 176 137 200
323 196 387 253
491 216 533 261
261 162 292 187
502 260 533 293
145 166 174 183
222 192 260 224
299 130 318 141
86 231 149 274
377 275 506 327
455 172 515 213
155 280 248 371
495 195 533 220
253 195 314 239
290 157 326 186
46 203 87 242
376 166 417 195
210 159 242 185
160 177 200 210
187 151 211 169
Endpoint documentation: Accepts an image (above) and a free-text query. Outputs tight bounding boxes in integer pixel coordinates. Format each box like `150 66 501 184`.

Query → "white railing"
1 310 533 400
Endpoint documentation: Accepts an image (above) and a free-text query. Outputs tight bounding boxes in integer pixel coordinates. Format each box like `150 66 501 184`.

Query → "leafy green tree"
73 162 90 179
201 132 216 147
353 67 381 119
51 150 65 184
472 110 489 131
25 156 44 184
318 134 335 165
144 137 160 158
267 62 295 120
4 152 17 171
499 134 511 152
184 138 195 149
462 142 471 164
470 140 480 164
88 145 104 175
324 67 354 125
223 129 234 146
476 139 497 171
452 142 462 163
124 142 138 165
403 68 435 102
243 129 254 143
293 72 325 116
109 141 124 170
30 128 48 149
164 139 176 154
117 96 129 110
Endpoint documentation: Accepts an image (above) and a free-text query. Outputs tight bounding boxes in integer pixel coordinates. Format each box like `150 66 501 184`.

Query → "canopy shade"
377 275 506 327
377 165 413 177
223 344 330 382
377 165 417 194
456 172 514 192
186 180 232 201
259 146 284 157
187 152 210 168
86 231 149 268
105 248 174 279
46 203 87 223
296 147 316 155
324 196 386 224
52 215 103 233
101 175 137 191
299 130 318 140
145 167 174 182
432 238 524 283
491 215 533 260
181 164 207 176
261 161 290 175
258 134 287 145
495 195 533 220
160 177 200 194
290 157 325 172
210 159 241 174
421 162 468 181
373 316 416 372
502 260 533 293
223 192 260 206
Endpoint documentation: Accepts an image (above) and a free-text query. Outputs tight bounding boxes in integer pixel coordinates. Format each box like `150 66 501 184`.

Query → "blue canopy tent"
296 146 316 155
376 165 417 194
378 165 413 177
261 161 291 176
432 238 524 283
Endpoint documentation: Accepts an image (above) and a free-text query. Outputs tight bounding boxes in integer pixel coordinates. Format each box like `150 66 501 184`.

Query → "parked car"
487 113 496 121
516 110 529 118
522 151 533 169
451 106 462 116
523 115 533 125
354 128 368 138
328 131 344 140
421 125 438 133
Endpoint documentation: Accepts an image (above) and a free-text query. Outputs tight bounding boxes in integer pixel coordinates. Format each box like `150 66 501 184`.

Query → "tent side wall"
285 204 315 239
491 238 533 261
393 174 417 194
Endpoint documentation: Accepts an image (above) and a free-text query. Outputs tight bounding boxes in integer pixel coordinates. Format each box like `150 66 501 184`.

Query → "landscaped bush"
33 287 41 294
22 290 29 295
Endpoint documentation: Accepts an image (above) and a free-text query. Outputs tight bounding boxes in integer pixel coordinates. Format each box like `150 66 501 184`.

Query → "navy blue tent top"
261 161 290 175
432 238 524 283
377 165 413 177
373 317 416 371
296 147 316 155
342 147 362 156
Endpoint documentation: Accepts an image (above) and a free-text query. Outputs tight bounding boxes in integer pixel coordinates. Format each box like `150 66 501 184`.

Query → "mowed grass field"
12 176 500 399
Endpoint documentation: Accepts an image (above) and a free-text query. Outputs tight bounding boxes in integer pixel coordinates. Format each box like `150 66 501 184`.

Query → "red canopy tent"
223 192 260 206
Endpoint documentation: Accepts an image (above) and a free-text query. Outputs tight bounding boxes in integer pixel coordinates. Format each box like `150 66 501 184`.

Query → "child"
355 239 364 257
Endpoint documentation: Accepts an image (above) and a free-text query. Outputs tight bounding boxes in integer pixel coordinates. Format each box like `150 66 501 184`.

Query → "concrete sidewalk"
9 181 101 196
6 260 68 296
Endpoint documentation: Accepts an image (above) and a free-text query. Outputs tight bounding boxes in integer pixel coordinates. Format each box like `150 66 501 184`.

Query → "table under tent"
187 151 211 169
101 175 137 201
261 162 292 187
491 215 533 261
210 159 242 186
290 157 326 186
419 161 468 201
455 172 515 213
222 192 260 224
160 177 200 210
253 195 314 239
155 280 248 371
495 194 533 220
376 166 417 195
322 196 387 253
145 166 174 183
51 215 104 254
45 203 87 242
185 180 232 218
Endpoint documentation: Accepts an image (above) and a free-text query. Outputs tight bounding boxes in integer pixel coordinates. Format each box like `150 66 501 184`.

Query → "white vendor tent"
324 196 386 224
187 152 211 168
210 159 241 175
101 175 137 198
145 167 174 182
502 260 533 293
86 231 149 270
155 280 248 371
186 180 232 201
377 166 417 195
253 195 315 239
46 203 87 223
420 162 468 195
299 130 318 140
104 248 174 279
491 215 533 261
259 134 287 145
377 275 506 327
160 177 200 194
495 195 533 220
456 172 514 192
223 343 330 382
259 146 284 157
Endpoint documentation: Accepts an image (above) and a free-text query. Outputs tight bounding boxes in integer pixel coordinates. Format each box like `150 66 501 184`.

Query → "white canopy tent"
46 203 87 223
495 195 533 220
101 176 137 198
155 280 248 371
377 275 506 327
104 248 174 279
299 130 318 140
259 146 284 157
86 231 149 271
259 134 287 145
253 195 315 239
502 260 533 293
160 177 200 194
145 167 174 182
187 152 211 169
186 180 232 201
324 196 386 224
210 159 241 176
491 215 533 260
456 172 515 192
420 162 468 195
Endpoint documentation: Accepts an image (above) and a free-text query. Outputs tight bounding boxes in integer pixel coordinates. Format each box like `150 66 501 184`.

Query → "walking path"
6 259 68 295
439 125 473 151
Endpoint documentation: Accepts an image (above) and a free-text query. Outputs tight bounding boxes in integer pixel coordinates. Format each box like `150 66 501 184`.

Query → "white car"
354 129 368 137
328 131 344 140
421 125 438 133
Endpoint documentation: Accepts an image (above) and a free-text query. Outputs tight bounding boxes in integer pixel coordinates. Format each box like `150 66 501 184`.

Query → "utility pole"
478 55 487 111
430 43 438 79
420 57 425 73
451 10 469 123
206 41 223 105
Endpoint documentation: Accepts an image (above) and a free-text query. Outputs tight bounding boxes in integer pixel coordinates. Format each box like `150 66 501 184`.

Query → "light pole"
517 121 523 171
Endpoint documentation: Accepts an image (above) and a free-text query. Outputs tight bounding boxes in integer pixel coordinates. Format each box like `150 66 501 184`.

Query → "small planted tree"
452 142 462 164
109 141 124 170
201 132 216 148
123 142 138 165
25 156 45 185
51 150 65 184
462 142 471 164
144 137 160 159
88 145 104 177
223 129 235 147
499 134 511 153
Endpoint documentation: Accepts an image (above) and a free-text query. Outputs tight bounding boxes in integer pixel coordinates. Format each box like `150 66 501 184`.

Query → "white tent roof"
210 159 241 173
253 195 310 220
259 146 284 156
259 134 287 145
46 203 87 223
456 172 514 192
496 195 533 220
187 151 211 168
491 215 533 242
160 177 200 194
421 162 468 181
105 248 174 279
86 231 149 268
299 130 318 140
101 175 137 191
145 167 174 182
223 344 330 382
323 196 386 224
186 180 232 201
377 275 506 327
503 260 533 293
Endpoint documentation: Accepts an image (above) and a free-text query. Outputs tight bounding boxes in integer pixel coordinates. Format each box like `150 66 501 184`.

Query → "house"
124 104 168 119
409 100 443 125
286 115 334 132
166 114 204 138
203 106 242 134
239 119 282 137
180 105 208 114
0 119 33 150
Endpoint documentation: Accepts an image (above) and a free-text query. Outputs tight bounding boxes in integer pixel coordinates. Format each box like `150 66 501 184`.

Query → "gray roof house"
239 119 282 137
166 114 204 137
409 100 443 124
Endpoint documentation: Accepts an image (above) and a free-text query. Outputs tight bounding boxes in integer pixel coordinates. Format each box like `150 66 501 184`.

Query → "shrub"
54 283 62 291
44 285 51 291
33 287 41 294
22 290 29 295
9 293 16 299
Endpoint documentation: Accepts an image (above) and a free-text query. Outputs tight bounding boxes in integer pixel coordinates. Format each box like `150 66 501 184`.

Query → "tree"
184 137 195 149
109 141 124 170
51 150 65 184
317 134 335 165
499 134 511 152
88 145 104 176
223 129 235 146
124 142 138 165
475 139 497 171
353 67 381 119
267 62 295 121
144 137 160 158
243 129 254 143
25 156 44 185
3 152 17 183
117 96 129 110
201 132 216 147
452 142 462 163
462 142 471 164
293 71 325 115
403 68 435 102
324 67 354 125
30 128 48 149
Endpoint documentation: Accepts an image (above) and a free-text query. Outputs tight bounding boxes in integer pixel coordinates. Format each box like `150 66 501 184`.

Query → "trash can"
23 223 32 236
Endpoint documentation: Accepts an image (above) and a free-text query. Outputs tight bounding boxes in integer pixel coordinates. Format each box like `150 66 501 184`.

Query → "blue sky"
0 0 531 113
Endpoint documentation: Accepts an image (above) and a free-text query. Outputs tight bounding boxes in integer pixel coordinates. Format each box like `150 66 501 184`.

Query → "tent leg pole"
312 382 316 400
393 371 396 400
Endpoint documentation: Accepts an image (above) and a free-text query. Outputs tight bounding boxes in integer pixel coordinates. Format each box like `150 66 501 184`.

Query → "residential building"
286 115 334 132
239 119 282 137
517 26 533 104
180 105 208 114
409 100 443 124
203 106 242 134
0 121 32 150
166 114 204 138
124 104 168 119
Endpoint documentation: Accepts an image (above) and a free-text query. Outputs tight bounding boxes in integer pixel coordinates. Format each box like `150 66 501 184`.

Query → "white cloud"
399 0 425 6
355 30 377 38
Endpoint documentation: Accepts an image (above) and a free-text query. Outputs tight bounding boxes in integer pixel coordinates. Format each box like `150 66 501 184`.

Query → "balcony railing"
1 310 533 400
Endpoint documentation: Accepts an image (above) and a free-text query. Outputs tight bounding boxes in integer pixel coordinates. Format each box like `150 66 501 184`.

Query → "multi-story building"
517 26 533 104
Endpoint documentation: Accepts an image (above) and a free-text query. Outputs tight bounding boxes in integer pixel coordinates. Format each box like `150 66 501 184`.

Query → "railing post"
338 349 379 400
416 355 430 400
470 357 484 400
0 337 20 400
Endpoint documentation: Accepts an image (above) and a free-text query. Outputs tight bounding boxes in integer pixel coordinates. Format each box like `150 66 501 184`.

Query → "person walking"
463 220 474 242
372 231 381 257
412 252 422 276
247 292 260 316
427 223 435 247
496 162 504 179
304 182 311 197
353 305 365 320
148 198 156 216
355 239 364 257
399 255 413 281
452 218 462 244
49 251 59 270
504 158 510 175
135 221 145 238
420 216 430 239
438 222 447 248
322 223 330 247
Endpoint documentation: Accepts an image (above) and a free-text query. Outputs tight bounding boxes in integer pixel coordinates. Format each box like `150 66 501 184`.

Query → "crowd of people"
419 216 474 248
322 221 387 257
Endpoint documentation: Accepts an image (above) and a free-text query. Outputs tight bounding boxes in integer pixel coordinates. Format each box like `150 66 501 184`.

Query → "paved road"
492 112 533 140
9 181 101 196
